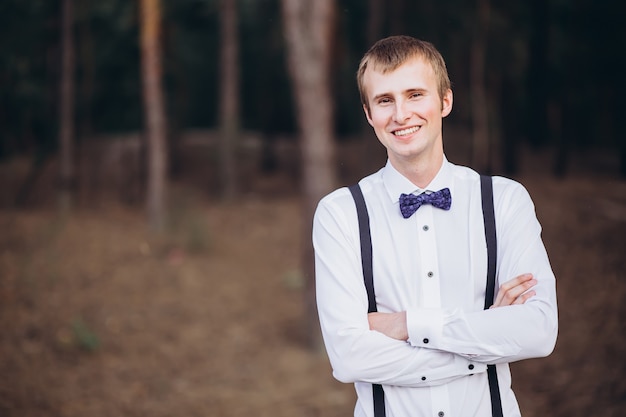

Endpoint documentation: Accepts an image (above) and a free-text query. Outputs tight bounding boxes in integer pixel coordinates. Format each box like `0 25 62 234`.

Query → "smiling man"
313 36 558 417
360 42 451 188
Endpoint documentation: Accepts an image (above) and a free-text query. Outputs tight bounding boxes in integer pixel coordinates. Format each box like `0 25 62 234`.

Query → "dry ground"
0 169 625 416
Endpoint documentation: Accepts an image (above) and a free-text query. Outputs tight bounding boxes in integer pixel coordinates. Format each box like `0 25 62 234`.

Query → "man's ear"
363 103 374 127
441 89 453 118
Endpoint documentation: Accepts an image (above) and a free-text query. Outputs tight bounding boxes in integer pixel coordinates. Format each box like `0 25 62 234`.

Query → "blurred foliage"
0 0 624 162
71 316 101 352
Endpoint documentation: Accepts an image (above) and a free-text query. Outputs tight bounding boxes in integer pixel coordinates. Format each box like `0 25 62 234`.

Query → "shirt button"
468 364 475 370
427 271 434 278
423 225 429 231
438 412 445 417
421 376 426 381
423 338 429 344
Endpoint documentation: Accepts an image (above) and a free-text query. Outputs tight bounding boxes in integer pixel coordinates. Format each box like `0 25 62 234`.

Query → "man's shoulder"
490 175 530 198
448 162 526 193
317 186 352 212
475 174 535 213
320 169 384 204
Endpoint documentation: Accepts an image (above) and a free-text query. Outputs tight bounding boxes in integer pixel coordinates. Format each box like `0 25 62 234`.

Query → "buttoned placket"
414 204 451 417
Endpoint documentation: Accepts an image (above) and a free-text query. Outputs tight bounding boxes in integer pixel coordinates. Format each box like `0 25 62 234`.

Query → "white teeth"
394 126 420 136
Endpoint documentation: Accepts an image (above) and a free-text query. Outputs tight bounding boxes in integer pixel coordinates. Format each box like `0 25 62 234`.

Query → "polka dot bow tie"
399 188 452 218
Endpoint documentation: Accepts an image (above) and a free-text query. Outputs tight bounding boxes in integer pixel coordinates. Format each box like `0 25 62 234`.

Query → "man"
313 35 558 417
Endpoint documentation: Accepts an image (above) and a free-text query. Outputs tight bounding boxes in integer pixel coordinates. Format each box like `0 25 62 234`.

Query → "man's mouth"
393 126 420 137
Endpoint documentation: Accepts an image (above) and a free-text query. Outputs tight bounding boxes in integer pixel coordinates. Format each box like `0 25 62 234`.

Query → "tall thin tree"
360 0 386 175
140 0 168 231
470 0 491 173
527 0 549 149
77 0 94 140
59 0 75 212
281 0 337 349
218 0 239 200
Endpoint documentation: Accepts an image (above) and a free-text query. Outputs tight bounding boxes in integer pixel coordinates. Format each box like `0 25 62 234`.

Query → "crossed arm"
368 273 538 341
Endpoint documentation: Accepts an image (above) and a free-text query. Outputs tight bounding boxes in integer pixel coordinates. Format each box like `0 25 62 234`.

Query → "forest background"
0 0 625 416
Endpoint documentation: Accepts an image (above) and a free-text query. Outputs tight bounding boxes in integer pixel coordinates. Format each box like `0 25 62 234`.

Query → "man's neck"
391 152 444 189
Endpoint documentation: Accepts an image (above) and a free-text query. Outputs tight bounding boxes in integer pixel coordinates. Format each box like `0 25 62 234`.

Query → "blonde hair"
357 36 451 111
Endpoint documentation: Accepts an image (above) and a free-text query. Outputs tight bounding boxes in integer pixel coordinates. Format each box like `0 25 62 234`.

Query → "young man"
313 36 558 416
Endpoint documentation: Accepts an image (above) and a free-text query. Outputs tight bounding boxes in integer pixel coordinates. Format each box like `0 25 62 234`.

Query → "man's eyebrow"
406 87 427 94
371 92 392 102
371 88 427 101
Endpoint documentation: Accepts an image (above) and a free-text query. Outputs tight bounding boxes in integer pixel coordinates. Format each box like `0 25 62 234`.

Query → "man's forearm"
369 273 537 341
368 311 408 341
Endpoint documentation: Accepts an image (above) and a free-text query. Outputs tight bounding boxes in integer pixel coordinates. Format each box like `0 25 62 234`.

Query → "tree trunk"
528 0 549 148
367 0 384 46
76 0 96 205
163 18 186 180
388 0 406 35
621 134 626 178
219 0 239 200
620 80 626 178
140 0 168 232
281 0 337 349
77 0 94 140
470 0 491 174
550 100 566 177
59 0 75 212
360 0 386 175
501 74 519 175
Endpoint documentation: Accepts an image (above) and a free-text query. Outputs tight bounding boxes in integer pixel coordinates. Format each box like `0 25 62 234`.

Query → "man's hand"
368 311 408 341
490 273 537 309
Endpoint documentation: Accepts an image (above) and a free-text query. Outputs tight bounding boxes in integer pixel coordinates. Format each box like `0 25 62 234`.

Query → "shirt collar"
382 156 454 203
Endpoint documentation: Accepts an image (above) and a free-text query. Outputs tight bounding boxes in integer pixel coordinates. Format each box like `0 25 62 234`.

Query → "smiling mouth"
393 126 420 137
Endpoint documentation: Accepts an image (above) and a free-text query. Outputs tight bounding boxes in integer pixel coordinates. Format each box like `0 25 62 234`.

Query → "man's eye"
378 98 391 104
410 92 422 99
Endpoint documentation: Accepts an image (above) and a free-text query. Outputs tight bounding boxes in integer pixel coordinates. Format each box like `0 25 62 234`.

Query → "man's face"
363 57 453 171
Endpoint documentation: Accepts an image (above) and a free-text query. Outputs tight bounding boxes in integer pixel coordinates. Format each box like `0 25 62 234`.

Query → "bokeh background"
1 0 625 416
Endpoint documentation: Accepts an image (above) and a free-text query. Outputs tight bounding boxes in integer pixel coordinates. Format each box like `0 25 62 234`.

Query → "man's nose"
393 100 410 123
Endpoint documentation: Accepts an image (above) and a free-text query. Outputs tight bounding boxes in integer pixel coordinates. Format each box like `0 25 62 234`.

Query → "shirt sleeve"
313 192 485 387
405 180 558 364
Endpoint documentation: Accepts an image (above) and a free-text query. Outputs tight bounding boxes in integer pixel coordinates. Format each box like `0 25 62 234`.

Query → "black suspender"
480 174 498 311
348 175 503 417
348 184 386 417
480 175 504 417
349 184 377 315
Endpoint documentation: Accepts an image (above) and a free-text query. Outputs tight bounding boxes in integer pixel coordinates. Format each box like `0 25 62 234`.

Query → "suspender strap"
480 175 498 311
348 184 386 417
480 175 504 417
349 184 376 314
372 384 386 417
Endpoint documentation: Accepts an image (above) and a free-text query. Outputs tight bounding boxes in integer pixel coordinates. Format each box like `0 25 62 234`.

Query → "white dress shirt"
313 158 558 417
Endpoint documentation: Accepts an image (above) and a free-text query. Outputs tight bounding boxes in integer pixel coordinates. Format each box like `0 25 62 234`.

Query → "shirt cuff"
406 307 444 348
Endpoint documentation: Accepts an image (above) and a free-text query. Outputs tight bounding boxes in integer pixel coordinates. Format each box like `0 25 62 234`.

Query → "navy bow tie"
399 188 452 218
